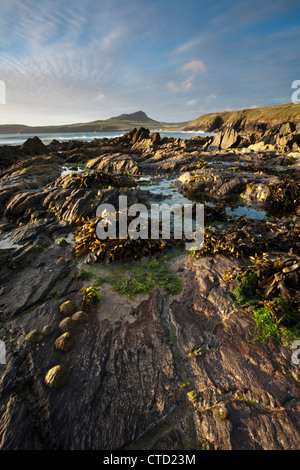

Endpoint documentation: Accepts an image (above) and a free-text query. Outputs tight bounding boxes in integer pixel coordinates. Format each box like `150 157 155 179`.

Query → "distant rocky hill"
184 102 300 134
0 110 188 135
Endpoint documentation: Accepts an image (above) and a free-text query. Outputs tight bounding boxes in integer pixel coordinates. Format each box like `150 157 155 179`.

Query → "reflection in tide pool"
137 177 267 222
225 205 266 220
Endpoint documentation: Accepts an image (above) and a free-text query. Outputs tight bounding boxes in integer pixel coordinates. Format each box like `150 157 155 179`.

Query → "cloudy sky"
0 0 299 125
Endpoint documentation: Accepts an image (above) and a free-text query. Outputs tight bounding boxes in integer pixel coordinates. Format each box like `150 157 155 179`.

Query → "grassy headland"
184 102 300 133
0 110 188 135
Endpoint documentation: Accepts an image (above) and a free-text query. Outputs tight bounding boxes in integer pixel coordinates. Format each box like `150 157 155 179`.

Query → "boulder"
215 176 247 198
279 122 294 135
177 172 193 184
248 141 276 152
208 131 223 150
20 136 46 155
220 128 241 149
130 127 150 144
85 154 139 175
150 132 161 145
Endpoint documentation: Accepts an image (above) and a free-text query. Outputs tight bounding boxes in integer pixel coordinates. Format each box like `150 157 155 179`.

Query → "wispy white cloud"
172 37 202 56
167 59 207 93
181 60 207 75
185 99 197 107
0 0 299 125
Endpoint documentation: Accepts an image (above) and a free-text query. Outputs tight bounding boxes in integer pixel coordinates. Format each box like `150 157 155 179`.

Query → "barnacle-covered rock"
71 311 89 323
25 329 44 344
59 317 75 332
59 300 75 316
41 324 55 336
55 332 74 351
44 365 69 389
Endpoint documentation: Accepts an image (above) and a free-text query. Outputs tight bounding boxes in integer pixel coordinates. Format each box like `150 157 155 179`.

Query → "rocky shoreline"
0 127 299 450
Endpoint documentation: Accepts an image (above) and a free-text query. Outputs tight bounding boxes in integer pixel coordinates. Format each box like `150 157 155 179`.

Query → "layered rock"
0 127 299 451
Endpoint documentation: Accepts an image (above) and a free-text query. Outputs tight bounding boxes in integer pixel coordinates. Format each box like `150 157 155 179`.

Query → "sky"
0 0 299 126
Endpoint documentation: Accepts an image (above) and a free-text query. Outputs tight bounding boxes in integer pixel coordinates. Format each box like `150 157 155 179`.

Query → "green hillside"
0 111 188 135
184 102 300 133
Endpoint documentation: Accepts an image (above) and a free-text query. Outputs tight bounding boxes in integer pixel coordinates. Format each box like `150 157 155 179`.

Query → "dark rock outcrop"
0 128 299 451
20 136 47 155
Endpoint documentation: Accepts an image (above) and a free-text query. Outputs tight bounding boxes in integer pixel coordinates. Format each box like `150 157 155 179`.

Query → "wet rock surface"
0 130 299 450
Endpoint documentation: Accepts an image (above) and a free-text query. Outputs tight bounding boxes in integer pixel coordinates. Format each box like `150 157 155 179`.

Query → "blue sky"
0 0 299 125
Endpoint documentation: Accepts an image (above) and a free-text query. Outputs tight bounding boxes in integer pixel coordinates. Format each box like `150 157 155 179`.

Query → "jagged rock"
220 128 241 149
130 127 150 144
0 130 300 451
208 131 223 150
279 122 294 135
150 132 161 145
85 154 139 175
20 136 46 155
0 146 24 170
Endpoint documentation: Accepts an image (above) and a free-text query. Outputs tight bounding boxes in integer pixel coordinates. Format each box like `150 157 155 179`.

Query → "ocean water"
0 130 212 147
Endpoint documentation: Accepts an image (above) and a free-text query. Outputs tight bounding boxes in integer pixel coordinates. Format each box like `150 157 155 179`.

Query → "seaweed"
266 178 300 214
93 258 183 298
224 252 300 344
190 215 299 259
73 211 185 264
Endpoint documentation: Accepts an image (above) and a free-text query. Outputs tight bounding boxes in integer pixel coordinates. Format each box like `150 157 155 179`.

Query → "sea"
0 130 212 147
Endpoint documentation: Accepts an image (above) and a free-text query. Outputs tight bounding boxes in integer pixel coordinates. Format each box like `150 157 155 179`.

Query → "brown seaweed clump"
73 212 184 263
267 177 300 214
191 215 299 259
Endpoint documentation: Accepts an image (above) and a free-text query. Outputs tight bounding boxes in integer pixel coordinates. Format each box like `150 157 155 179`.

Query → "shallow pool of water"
225 204 266 220
0 238 23 250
